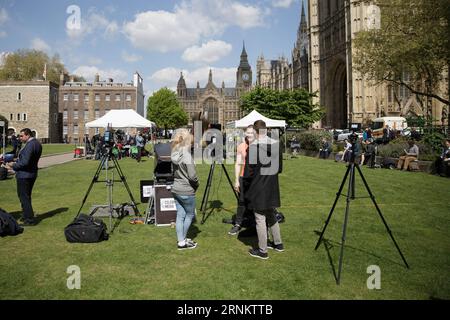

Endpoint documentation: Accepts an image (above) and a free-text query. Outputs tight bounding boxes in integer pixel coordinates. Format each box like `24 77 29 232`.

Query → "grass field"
0 156 449 300
2 144 74 157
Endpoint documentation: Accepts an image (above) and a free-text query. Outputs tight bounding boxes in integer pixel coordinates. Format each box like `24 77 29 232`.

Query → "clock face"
242 73 249 81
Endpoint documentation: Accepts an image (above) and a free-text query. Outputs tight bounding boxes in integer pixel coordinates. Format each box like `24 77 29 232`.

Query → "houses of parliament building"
256 0 448 129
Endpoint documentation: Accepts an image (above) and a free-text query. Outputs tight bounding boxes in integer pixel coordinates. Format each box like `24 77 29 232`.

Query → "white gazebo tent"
85 109 155 129
227 110 287 128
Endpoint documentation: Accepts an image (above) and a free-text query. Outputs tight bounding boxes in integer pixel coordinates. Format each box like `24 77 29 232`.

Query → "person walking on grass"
171 128 199 250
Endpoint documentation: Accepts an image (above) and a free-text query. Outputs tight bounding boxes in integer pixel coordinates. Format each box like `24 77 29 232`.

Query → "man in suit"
245 120 284 260
5 128 42 225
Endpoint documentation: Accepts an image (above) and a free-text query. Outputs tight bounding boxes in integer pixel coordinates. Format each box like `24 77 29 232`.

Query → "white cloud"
272 0 296 8
0 8 9 25
122 51 142 63
123 0 267 53
31 38 51 53
149 66 236 91
182 40 232 64
66 9 119 43
72 66 129 83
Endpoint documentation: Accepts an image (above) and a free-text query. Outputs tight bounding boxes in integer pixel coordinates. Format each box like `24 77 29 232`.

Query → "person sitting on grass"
397 140 419 171
435 138 450 177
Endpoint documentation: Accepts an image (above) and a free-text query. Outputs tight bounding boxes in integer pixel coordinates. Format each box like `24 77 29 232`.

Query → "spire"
177 72 186 88
208 69 213 83
241 41 248 58
299 0 307 33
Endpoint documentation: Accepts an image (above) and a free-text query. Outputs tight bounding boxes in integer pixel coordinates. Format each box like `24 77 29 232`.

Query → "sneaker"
178 241 197 251
248 248 269 260
186 238 197 246
228 225 241 235
267 241 284 252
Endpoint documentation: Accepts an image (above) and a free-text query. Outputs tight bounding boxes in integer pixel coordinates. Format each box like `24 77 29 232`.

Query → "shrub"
297 130 333 151
377 140 438 161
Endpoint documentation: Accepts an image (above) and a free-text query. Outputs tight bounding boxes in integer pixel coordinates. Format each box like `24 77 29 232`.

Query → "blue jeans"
173 194 196 242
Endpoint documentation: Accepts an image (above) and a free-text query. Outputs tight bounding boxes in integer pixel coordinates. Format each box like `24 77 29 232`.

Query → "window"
17 114 21 121
105 94 110 102
115 94 121 101
73 125 79 135
54 93 58 103
54 113 58 123
95 110 100 119
126 94 131 102
85 126 90 134
22 113 27 121
95 94 100 102
10 114 13 121
74 94 79 102
84 110 89 120
17 92 22 101
73 110 79 120
63 126 68 135
84 94 89 102
63 110 68 120
64 94 69 101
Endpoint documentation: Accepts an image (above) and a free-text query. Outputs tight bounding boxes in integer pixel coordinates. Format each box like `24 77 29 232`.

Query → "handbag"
64 214 109 243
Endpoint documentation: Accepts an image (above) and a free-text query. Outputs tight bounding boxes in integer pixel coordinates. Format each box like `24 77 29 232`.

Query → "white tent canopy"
85 109 155 129
228 110 287 128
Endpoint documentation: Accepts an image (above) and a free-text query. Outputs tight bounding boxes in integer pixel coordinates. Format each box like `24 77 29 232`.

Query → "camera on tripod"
101 125 115 156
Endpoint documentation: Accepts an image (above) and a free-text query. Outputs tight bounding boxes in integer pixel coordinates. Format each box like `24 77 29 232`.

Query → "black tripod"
76 147 139 232
314 141 409 284
200 161 238 224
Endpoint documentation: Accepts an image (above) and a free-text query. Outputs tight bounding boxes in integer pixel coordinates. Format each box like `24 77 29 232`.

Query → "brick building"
59 72 144 143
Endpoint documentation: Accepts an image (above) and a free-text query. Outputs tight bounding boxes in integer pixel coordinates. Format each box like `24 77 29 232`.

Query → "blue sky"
0 0 307 99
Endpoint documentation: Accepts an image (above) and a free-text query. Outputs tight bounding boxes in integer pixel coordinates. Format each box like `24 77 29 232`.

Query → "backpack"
64 214 109 243
0 208 24 237
381 158 396 170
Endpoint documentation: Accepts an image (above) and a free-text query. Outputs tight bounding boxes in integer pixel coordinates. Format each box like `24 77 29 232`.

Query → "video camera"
348 123 360 144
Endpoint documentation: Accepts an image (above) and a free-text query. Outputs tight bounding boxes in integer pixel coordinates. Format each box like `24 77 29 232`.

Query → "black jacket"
12 138 42 179
244 136 282 211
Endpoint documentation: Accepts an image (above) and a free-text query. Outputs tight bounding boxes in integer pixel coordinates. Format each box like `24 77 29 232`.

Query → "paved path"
38 153 81 169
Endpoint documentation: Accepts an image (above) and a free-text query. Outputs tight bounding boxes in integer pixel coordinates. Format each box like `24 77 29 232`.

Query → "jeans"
16 177 37 220
173 194 196 242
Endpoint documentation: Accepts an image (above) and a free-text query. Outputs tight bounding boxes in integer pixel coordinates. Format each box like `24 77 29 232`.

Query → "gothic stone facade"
0 81 61 143
177 45 252 129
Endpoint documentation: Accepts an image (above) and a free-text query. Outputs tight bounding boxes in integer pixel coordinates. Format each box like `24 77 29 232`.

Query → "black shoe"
267 241 284 252
228 225 241 235
248 248 268 260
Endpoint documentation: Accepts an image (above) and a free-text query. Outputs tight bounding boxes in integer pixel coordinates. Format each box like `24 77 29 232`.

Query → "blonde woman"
171 129 199 250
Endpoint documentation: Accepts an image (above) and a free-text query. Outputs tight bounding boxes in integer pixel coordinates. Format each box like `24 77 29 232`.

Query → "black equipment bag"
0 208 24 237
0 166 7 180
64 214 109 243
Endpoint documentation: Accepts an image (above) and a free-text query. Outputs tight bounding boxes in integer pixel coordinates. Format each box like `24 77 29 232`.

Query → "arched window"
204 98 219 124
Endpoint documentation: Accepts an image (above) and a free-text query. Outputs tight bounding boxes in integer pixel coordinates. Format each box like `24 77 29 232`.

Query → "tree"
353 0 449 108
240 86 325 128
0 49 84 83
147 88 188 137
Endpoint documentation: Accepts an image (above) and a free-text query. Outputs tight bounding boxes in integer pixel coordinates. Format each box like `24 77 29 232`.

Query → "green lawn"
2 144 74 157
0 156 449 300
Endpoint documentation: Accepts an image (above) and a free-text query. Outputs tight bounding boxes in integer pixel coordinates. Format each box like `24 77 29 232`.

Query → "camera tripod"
315 147 409 284
200 161 238 224
76 148 139 232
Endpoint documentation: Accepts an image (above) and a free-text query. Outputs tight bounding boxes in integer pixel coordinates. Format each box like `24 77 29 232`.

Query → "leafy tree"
240 86 324 128
147 88 188 137
353 0 449 107
0 49 84 83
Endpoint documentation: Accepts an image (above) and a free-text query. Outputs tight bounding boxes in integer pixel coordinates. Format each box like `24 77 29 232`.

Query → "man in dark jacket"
245 120 284 260
5 128 42 225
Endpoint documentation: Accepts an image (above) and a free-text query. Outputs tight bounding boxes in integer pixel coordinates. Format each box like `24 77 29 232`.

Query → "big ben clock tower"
236 42 252 92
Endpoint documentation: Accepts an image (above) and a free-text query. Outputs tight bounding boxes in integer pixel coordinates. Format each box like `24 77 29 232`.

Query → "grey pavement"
38 152 81 169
